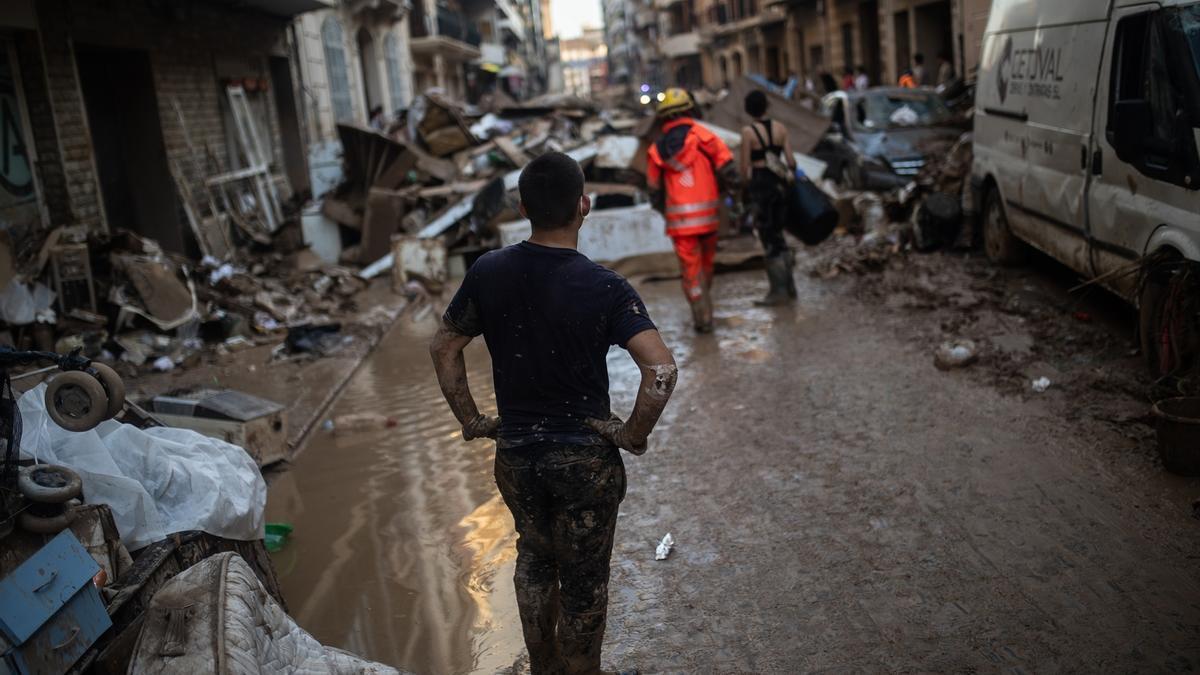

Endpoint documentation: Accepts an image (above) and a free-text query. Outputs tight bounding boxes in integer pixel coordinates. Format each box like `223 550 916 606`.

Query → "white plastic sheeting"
19 384 267 550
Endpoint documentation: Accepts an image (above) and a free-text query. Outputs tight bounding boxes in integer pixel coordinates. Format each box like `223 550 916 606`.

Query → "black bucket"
1152 396 1200 476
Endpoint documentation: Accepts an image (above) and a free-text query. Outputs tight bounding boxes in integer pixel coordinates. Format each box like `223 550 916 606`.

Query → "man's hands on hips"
586 414 648 455
463 413 501 441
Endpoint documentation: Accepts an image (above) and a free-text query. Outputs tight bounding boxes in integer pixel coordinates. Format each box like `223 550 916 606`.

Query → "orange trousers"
672 232 718 301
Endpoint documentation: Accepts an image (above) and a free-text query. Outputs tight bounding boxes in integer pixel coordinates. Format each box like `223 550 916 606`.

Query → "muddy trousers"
494 443 627 675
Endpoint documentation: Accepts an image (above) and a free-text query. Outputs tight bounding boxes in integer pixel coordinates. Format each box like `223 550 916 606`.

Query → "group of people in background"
809 51 956 94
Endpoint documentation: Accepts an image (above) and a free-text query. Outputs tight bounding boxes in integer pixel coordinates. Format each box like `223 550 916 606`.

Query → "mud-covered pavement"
267 242 1200 674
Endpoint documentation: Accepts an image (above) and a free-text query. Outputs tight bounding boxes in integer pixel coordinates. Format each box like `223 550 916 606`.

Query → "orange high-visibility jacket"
646 118 734 238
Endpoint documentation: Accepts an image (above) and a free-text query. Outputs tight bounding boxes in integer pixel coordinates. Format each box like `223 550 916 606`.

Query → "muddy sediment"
269 245 1200 673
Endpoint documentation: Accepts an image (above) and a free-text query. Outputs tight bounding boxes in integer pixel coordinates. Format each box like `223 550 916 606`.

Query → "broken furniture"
149 389 287 468
0 530 111 674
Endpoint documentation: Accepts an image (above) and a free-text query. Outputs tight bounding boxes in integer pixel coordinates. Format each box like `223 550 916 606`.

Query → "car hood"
853 126 961 162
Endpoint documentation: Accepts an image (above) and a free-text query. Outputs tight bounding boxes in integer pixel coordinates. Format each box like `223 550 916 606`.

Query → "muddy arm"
429 323 499 440
588 329 677 455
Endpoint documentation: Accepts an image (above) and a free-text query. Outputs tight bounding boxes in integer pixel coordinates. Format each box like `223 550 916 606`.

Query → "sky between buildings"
549 0 602 39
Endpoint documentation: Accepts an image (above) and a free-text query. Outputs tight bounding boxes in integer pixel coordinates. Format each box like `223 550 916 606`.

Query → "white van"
972 0 1200 377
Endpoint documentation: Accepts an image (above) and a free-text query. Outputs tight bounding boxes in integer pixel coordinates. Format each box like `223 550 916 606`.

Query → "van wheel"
1139 257 1200 380
982 188 1027 265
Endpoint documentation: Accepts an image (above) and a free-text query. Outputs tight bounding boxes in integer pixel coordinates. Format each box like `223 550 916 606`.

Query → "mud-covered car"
815 87 965 190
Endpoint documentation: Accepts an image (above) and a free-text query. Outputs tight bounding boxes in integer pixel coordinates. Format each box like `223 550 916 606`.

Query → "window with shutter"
384 32 407 112
322 17 354 122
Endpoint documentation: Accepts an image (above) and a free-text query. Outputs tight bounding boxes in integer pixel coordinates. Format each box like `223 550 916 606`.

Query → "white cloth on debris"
18 384 266 550
129 552 400 675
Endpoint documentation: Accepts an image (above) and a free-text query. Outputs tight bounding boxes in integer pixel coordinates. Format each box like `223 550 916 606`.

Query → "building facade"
602 0 662 93
605 0 990 94
0 0 321 256
773 0 990 92
560 28 608 98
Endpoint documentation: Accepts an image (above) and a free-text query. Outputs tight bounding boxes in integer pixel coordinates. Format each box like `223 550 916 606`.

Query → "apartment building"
560 28 608 98
603 0 662 92
657 0 703 90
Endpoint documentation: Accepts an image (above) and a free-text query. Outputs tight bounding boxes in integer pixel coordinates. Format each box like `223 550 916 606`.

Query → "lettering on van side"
997 36 1065 103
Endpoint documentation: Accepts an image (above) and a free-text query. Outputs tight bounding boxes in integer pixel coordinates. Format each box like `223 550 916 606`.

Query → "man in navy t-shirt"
431 151 677 675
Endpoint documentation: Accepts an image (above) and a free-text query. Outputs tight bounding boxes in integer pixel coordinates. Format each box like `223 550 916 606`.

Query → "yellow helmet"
656 87 694 117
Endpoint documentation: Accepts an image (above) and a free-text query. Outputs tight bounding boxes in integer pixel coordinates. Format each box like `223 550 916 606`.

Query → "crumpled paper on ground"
19 384 266 550
656 533 675 561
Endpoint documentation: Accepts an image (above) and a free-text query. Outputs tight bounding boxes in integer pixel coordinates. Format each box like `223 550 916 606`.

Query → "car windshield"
852 91 953 130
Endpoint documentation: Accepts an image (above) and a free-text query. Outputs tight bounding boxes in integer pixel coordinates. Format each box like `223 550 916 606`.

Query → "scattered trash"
1032 377 1052 393
1073 311 1093 323
152 356 175 372
935 339 978 370
655 532 675 561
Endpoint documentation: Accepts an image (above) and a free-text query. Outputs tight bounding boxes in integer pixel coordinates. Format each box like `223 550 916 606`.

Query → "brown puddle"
265 306 656 674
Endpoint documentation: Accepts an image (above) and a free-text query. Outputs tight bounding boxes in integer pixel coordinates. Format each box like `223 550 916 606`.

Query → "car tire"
1139 256 1200 379
982 187 1027 265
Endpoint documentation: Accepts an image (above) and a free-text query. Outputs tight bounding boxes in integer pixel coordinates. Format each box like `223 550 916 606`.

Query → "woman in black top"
739 90 798 305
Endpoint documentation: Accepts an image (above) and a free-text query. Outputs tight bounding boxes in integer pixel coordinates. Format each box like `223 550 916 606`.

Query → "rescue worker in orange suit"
646 88 740 333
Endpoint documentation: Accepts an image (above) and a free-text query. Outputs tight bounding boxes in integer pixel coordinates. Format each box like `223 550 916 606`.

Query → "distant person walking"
937 51 956 86
912 53 929 86
430 151 677 675
854 66 870 91
841 68 856 91
740 90 797 306
646 88 738 333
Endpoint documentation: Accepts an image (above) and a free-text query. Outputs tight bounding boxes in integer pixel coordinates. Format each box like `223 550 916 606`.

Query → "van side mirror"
1110 99 1154 163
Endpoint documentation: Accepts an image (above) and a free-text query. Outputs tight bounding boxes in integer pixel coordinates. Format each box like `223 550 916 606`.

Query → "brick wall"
33 0 293 244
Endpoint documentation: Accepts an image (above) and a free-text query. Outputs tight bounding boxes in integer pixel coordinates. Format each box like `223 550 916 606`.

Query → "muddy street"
267 247 1200 674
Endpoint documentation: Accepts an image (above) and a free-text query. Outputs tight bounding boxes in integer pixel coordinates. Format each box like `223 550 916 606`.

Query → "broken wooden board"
321 196 362 230
361 188 407 265
494 135 531 167
114 256 196 327
704 76 831 154
418 181 487 199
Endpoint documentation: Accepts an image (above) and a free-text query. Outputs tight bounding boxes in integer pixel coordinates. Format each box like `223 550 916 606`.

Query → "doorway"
75 46 182 252
894 10 911 83
914 1 953 79
269 56 309 199
840 22 854 74
356 28 382 118
858 0 881 85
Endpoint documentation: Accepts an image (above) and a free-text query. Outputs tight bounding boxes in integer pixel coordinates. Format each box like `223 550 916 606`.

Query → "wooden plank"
494 135 531 167
360 187 407 265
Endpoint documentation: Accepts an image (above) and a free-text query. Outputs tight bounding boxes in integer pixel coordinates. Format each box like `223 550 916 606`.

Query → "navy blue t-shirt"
443 241 656 449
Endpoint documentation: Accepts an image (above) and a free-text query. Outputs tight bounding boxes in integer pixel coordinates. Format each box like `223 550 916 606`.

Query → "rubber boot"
755 255 793 306
784 252 797 299
690 295 714 333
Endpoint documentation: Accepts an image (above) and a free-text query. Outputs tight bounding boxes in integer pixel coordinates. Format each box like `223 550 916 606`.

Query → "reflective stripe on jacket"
646 118 734 238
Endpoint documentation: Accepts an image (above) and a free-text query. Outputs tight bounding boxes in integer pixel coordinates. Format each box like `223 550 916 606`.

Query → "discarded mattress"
129 552 400 674
18 383 266 550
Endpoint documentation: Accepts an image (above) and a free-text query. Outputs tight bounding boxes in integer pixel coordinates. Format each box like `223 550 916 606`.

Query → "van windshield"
852 91 954 131
1182 6 1200 80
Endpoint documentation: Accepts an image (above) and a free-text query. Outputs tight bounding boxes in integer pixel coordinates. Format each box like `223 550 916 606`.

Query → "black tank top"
749 119 783 161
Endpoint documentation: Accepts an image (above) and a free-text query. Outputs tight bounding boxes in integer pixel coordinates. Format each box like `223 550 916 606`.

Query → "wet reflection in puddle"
264 271 801 673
